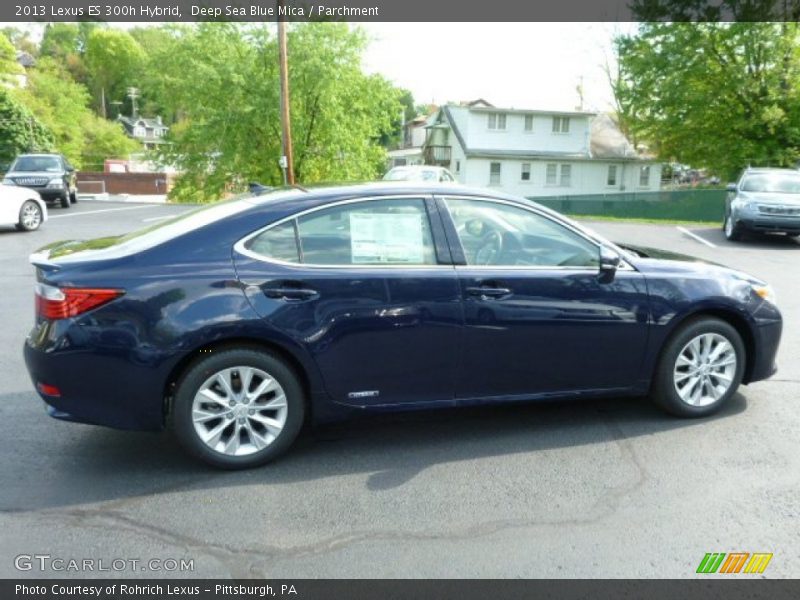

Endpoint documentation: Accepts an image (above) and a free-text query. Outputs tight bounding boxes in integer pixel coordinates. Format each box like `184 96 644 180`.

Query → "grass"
568 214 721 227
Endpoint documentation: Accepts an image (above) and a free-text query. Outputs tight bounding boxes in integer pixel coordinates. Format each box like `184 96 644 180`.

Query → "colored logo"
696 552 773 574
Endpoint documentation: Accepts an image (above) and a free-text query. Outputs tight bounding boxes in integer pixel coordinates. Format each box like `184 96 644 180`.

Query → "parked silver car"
724 168 800 241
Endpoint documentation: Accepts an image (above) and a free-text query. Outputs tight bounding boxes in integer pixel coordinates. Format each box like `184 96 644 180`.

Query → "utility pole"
127 87 140 118
277 0 295 185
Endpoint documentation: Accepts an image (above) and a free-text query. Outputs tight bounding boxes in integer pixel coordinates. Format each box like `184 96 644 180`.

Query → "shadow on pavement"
0 390 748 512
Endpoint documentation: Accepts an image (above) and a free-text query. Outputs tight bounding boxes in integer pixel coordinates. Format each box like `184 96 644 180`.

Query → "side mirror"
598 246 621 283
726 183 737 192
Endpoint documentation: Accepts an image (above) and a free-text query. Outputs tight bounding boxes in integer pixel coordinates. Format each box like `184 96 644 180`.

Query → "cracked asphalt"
0 201 798 578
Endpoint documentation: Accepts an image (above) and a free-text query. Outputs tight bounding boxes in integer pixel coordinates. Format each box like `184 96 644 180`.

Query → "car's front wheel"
70 190 77 204
723 212 743 241
171 348 305 469
59 193 70 209
16 200 43 231
652 317 745 417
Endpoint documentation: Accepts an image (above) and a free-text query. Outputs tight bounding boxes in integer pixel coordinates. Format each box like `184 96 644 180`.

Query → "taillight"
35 283 123 320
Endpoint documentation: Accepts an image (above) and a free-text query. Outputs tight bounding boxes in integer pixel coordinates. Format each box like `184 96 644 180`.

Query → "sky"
4 21 637 113
359 23 639 113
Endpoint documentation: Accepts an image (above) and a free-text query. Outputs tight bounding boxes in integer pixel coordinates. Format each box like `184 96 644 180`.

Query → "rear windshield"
741 173 800 194
44 192 295 263
11 156 62 172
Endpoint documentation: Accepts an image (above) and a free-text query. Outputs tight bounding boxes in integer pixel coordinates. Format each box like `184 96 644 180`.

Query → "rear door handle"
465 286 512 299
263 287 318 301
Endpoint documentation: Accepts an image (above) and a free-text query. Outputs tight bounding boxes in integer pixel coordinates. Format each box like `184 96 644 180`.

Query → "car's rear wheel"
723 213 743 241
70 190 77 204
652 317 745 417
171 348 305 469
17 200 43 231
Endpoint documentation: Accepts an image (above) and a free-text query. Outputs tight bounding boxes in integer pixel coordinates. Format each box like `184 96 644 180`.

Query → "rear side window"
244 198 437 266
244 221 299 263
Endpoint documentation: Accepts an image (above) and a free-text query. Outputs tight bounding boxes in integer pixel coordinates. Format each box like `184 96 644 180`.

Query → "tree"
0 89 54 165
13 57 138 169
613 22 800 179
1 27 37 55
84 28 145 117
0 33 22 84
155 23 402 202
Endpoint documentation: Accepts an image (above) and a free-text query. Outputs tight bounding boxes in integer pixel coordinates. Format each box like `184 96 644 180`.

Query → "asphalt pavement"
0 201 797 578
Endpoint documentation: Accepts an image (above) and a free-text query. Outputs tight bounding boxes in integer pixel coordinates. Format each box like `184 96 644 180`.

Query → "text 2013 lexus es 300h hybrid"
24 184 782 468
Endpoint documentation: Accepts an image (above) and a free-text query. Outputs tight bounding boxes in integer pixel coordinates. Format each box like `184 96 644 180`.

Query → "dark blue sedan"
24 184 782 468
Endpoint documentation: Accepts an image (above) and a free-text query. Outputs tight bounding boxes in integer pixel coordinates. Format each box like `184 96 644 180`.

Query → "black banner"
3 580 800 600
3 0 800 23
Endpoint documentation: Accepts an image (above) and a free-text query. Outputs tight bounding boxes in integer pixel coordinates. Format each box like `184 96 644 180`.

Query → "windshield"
11 156 62 172
741 172 800 194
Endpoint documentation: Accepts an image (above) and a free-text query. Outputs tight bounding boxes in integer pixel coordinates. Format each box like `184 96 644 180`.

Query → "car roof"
743 167 799 174
246 181 523 208
15 153 62 157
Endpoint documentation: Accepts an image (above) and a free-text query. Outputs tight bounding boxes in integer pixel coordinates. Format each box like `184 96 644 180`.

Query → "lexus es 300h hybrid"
24 184 782 468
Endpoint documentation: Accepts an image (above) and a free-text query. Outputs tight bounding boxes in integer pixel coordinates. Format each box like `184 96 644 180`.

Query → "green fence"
531 189 726 223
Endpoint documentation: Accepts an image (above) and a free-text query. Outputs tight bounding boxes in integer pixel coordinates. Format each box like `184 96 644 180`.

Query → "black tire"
651 317 745 418
17 200 43 231
70 191 77 204
60 193 70 208
723 212 743 241
171 348 305 469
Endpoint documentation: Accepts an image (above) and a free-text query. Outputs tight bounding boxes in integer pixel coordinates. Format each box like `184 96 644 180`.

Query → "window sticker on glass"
349 212 424 264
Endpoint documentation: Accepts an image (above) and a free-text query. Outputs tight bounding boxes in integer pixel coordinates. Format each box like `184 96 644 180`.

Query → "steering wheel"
474 231 503 265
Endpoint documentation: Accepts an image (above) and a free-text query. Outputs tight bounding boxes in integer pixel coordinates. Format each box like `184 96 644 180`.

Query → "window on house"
560 164 572 187
546 164 558 185
552 116 570 133
489 162 502 185
640 165 651 186
607 165 617 186
524 114 534 131
455 160 461 174
521 163 531 181
487 112 506 130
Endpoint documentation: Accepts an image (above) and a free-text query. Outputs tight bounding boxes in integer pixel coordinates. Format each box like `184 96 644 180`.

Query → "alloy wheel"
673 333 737 407
191 366 288 456
21 202 42 230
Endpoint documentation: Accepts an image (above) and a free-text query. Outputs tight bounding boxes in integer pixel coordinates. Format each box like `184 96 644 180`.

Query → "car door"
436 195 650 399
233 195 462 406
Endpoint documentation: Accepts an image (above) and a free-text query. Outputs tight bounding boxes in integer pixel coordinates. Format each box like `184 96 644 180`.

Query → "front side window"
489 162 502 185
521 163 531 181
443 198 599 267
245 198 437 266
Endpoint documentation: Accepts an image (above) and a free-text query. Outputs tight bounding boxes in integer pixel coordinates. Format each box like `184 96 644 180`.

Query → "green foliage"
85 28 146 116
0 33 22 83
154 23 402 202
0 88 54 165
614 22 800 179
12 57 138 169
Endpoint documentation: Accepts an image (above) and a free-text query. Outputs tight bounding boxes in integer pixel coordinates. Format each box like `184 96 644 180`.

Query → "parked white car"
383 165 456 182
0 184 47 231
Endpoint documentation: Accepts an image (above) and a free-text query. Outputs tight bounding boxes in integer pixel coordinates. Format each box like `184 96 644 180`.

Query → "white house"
387 113 434 168
420 101 661 198
117 115 170 150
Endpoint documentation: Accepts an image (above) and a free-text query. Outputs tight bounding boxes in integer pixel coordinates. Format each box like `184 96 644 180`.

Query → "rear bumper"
23 324 168 431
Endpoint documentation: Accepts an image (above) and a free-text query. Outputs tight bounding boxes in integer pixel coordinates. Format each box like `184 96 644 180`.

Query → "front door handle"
263 287 318 301
465 286 512 299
